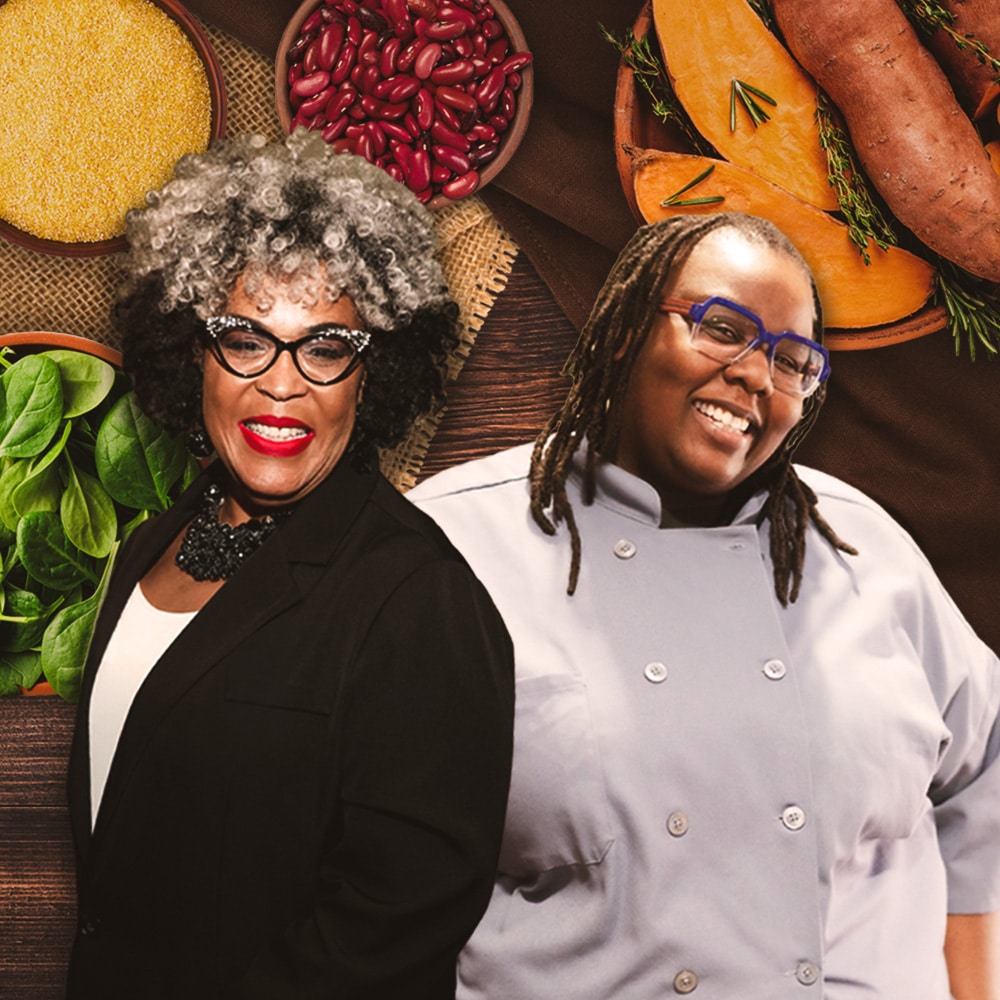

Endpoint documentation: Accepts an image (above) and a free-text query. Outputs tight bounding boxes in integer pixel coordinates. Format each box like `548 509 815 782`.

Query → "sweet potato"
630 147 936 329
773 0 1000 282
925 0 1000 119
651 0 838 211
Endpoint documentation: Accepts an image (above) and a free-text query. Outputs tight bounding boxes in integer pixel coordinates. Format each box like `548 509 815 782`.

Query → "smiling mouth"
242 420 311 442
693 401 753 436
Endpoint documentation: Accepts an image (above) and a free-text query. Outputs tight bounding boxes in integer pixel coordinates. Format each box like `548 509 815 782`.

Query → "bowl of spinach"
0 333 196 702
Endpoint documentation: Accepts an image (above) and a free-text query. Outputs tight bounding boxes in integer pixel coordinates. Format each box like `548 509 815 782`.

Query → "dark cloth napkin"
187 0 1000 653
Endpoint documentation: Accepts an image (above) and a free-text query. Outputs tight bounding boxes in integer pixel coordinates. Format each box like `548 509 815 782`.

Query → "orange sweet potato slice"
630 148 936 330
652 0 838 211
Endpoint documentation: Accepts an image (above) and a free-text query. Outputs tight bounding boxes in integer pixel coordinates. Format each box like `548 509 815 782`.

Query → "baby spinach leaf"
16 510 98 591
96 393 188 511
43 349 115 418
61 458 117 558
0 461 32 532
0 355 64 458
41 591 100 703
12 458 62 519
0 650 42 696
0 586 48 651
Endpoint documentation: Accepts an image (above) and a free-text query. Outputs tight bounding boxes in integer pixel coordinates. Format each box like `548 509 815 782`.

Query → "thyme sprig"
659 164 726 207
897 0 1000 79
815 93 897 263
934 260 1000 360
601 24 716 157
730 79 777 130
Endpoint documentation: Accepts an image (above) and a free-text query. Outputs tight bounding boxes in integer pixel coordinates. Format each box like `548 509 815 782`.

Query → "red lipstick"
239 416 315 457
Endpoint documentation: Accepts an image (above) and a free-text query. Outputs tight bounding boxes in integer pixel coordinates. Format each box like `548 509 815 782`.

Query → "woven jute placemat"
0 22 518 489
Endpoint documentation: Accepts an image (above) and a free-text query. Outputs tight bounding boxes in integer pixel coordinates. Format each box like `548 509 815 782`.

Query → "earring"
186 425 214 459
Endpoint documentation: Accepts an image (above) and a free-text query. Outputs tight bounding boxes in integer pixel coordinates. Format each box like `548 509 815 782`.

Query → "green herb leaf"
0 586 48 651
0 355 64 459
44 350 116 418
61 458 117 558
0 461 33 533
41 591 101 703
0 650 42 696
16 510 98 591
96 393 188 512
12 456 62 520
661 165 726 208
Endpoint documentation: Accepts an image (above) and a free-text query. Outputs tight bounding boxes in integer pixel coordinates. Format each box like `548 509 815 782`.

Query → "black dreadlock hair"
529 212 857 605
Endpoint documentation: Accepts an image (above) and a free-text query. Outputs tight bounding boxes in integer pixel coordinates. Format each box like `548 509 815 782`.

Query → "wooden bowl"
0 0 226 259
275 0 533 210
613 2 946 349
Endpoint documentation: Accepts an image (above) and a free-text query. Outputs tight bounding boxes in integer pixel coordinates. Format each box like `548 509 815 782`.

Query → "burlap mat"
0 22 518 489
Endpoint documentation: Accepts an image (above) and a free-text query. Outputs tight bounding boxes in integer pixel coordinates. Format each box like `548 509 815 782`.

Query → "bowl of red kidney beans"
275 0 533 208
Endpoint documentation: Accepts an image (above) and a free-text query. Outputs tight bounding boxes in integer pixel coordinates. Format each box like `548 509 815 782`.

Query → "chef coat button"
762 658 787 680
673 969 698 993
666 811 689 837
644 661 668 683
613 538 637 560
728 541 745 551
795 960 820 986
781 805 807 831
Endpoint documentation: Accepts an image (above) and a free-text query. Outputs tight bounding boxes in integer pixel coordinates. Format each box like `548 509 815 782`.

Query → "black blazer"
66 460 515 999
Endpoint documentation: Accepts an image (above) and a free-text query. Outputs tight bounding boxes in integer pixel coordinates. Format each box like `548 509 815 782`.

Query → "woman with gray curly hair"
65 130 514 1000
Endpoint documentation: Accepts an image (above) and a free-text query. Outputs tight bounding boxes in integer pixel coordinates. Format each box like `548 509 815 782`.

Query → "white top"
408 443 1000 1000
88 585 196 828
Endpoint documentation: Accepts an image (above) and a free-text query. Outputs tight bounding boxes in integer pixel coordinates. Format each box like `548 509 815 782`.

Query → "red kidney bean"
349 62 363 86
322 114 350 141
471 32 487 58
394 18 415 41
301 8 325 34
439 4 478 30
318 22 346 71
468 138 499 165
442 169 479 199
432 143 471 174
408 147 432 191
366 119 388 155
384 0 408 23
436 84 478 114
361 94 410 119
303 38 321 74
358 29 380 66
391 139 413 169
330 42 356 84
488 112 509 133
406 0 437 18
413 15 429 36
286 29 316 65
385 161 405 183
467 122 495 142
292 70 332 98
288 62 304 86
431 58 475 85
389 75 421 101
403 110 421 137
346 15 362 46
433 100 463 131
452 34 473 57
331 137 354 154
300 84 336 117
345 123 366 138
413 41 442 79
340 0 358 13
291 107 315 130
379 36 401 76
501 51 532 74
426 19 467 41
396 35 426 72
326 87 356 120
430 119 471 151
348 102 367 120
500 85 516 119
485 37 507 63
360 65 381 93
480 18 502 39
381 120 412 142
432 162 450 183
475 65 505 109
507 70 521 91
373 76 396 99
356 6 388 34
356 129 375 162
414 87 435 130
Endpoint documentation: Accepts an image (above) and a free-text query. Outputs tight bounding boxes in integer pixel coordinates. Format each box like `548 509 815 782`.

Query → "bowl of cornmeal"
0 0 226 257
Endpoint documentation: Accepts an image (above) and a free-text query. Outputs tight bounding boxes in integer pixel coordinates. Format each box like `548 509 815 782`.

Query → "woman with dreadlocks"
409 212 1000 998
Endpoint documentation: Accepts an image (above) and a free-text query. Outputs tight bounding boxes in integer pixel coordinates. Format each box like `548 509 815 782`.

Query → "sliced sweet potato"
774 0 1000 282
652 0 838 211
630 148 936 330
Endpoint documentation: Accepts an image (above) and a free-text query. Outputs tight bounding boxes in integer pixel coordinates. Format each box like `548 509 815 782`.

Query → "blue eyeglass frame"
659 295 831 396
202 314 372 386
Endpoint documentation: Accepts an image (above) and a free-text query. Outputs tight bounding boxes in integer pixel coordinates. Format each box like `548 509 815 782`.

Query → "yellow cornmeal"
0 0 212 243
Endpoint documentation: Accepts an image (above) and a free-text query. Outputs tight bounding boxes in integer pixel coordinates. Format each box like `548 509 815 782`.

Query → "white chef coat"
408 443 1000 999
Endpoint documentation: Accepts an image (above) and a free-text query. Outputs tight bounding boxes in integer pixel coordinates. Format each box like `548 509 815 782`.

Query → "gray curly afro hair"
116 129 460 470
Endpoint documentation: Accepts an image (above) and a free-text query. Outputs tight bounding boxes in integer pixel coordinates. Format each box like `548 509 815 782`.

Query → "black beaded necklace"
175 483 293 582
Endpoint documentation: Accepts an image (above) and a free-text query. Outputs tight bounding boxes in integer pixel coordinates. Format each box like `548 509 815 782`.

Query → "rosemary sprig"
660 164 726 207
934 259 1000 360
730 79 777 131
814 92 897 263
897 0 1000 79
601 24 716 157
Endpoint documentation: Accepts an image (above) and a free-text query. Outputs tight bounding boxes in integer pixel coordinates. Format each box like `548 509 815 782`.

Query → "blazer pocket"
499 674 614 876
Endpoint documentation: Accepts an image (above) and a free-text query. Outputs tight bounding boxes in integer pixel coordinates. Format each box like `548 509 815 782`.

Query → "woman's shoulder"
407 443 534 504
